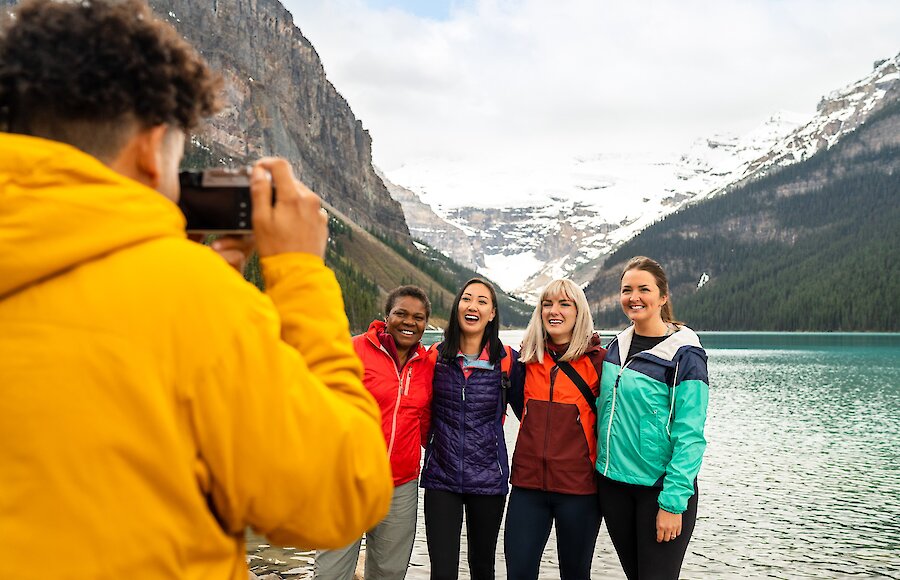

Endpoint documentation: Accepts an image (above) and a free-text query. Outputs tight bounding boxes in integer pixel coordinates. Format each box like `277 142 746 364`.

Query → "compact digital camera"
178 168 254 233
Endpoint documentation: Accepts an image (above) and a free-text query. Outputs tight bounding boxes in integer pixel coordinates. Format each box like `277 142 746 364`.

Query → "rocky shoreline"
246 532 365 580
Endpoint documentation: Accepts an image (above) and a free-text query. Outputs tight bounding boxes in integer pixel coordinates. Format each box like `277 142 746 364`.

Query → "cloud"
281 0 900 168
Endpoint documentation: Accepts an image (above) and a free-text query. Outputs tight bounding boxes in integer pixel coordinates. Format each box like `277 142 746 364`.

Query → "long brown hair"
621 256 679 324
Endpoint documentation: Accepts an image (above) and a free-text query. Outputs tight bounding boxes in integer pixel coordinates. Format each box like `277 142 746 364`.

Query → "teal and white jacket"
595 325 709 514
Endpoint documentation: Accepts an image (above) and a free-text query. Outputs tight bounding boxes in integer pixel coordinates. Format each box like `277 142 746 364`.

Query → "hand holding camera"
180 157 328 260
250 158 328 259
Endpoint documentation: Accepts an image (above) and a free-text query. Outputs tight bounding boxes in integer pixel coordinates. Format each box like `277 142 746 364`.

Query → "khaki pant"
314 480 418 580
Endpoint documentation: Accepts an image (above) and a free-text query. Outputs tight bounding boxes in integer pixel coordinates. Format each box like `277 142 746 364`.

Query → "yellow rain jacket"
0 133 393 579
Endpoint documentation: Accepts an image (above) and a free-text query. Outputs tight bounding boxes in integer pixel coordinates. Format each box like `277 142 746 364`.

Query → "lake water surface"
249 332 900 579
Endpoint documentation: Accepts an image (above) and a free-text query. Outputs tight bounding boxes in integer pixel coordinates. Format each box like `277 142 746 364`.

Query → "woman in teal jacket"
595 256 708 580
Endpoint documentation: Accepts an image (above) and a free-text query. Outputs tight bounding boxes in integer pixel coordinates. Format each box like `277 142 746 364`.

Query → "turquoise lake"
680 332 900 579
248 332 900 579
494 331 900 579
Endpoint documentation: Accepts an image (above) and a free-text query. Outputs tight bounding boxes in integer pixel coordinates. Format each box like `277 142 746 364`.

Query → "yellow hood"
0 132 185 296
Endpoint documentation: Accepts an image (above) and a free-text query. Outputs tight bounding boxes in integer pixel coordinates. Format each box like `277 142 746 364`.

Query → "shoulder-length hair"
441 277 503 365
519 279 594 364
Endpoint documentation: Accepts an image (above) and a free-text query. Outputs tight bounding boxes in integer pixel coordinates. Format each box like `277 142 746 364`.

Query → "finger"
211 234 254 252
294 177 323 211
250 163 274 225
656 526 664 543
255 157 298 204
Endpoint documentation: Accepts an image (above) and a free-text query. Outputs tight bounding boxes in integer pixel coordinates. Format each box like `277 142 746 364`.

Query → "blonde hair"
520 279 595 364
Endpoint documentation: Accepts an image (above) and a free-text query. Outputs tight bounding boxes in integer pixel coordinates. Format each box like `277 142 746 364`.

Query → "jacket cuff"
657 494 687 515
259 252 326 283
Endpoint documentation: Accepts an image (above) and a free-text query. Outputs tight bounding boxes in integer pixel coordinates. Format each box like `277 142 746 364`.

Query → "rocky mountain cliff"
0 0 409 242
387 53 900 302
1 0 533 329
160 0 411 241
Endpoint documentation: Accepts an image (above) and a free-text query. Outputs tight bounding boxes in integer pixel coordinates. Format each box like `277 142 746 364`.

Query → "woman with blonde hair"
505 279 606 580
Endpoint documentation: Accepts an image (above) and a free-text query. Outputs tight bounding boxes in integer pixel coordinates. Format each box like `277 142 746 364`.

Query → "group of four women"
314 256 710 580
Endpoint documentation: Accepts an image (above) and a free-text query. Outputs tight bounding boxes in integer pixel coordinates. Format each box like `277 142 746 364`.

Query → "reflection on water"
248 333 900 579
691 341 900 579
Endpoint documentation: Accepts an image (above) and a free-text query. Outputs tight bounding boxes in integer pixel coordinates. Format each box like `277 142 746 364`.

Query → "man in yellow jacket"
0 1 393 578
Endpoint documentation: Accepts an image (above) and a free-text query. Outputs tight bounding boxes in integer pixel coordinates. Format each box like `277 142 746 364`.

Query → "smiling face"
620 268 668 334
385 295 428 355
541 291 578 345
457 282 496 340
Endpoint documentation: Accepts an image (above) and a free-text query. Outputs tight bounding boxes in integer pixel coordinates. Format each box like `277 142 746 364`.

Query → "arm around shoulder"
508 355 526 420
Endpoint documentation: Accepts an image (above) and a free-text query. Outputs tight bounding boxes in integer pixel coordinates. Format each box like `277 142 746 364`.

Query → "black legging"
503 486 602 580
598 476 699 580
424 488 506 580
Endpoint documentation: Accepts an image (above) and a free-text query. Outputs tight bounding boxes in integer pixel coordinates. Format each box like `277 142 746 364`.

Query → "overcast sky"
280 0 900 170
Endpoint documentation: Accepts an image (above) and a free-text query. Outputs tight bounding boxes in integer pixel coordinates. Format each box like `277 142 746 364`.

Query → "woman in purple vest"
421 278 520 580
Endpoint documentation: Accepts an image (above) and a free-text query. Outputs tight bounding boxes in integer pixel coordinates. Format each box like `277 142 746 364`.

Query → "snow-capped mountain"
384 54 899 302
735 55 900 180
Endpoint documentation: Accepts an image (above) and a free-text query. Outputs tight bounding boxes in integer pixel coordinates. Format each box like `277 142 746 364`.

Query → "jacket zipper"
377 344 418 458
543 366 559 489
459 366 467 488
604 359 632 476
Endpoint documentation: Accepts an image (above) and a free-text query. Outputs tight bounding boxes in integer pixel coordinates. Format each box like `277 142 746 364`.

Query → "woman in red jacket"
505 279 606 580
315 286 435 580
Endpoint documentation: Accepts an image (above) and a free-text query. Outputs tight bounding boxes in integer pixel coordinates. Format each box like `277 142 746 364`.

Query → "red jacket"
510 337 606 495
353 320 435 486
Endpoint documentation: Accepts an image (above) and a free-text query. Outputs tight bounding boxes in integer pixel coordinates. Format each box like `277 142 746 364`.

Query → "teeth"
400 330 414 335
465 315 479 321
549 319 563 325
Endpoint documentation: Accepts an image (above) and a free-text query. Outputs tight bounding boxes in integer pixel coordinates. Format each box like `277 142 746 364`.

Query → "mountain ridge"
386 53 900 303
584 87 900 331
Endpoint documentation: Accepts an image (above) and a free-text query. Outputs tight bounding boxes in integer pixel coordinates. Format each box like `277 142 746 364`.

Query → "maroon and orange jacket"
509 335 606 495
353 320 435 487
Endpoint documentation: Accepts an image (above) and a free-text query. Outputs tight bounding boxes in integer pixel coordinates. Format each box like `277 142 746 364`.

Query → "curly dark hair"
0 0 222 158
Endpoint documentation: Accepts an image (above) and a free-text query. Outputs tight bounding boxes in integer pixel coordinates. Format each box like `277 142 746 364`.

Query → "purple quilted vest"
420 345 511 495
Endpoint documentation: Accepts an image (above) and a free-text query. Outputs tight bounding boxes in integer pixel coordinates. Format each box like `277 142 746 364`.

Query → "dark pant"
503 486 602 580
424 488 506 580
598 476 698 580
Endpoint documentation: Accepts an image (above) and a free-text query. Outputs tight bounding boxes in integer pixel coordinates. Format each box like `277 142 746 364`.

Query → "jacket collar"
614 324 702 364
363 319 425 363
